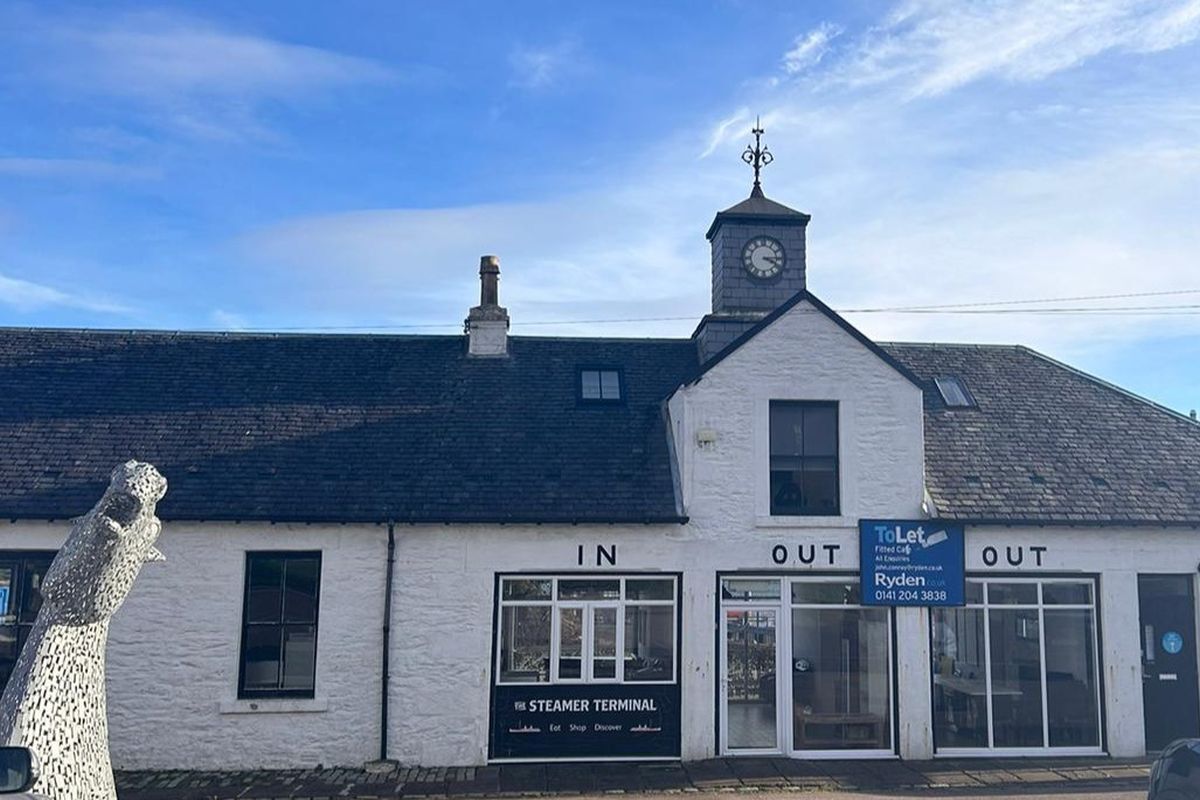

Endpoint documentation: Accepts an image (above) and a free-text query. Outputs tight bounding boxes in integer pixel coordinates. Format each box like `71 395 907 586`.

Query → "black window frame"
0 551 56 693
577 366 625 405
769 400 841 517
237 551 322 700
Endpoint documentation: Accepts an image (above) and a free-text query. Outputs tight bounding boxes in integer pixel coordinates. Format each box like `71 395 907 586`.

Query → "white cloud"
0 158 158 181
8 8 394 141
0 273 131 314
814 0 1200 98
783 23 843 75
211 309 249 330
700 108 750 159
49 11 392 99
240 192 708 336
508 39 582 90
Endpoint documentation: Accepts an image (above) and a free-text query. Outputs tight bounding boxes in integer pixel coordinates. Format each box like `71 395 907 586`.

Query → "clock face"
742 236 785 279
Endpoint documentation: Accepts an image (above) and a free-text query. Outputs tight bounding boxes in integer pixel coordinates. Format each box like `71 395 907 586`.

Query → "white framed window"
496 575 677 686
931 577 1102 755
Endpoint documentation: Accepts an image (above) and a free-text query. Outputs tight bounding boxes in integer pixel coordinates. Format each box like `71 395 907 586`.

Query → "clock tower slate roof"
705 190 811 240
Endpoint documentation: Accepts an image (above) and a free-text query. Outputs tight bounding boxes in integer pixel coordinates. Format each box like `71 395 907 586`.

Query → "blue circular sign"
1163 631 1184 655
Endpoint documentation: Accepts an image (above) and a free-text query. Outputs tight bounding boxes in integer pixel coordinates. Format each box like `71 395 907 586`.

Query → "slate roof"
1 327 1198 526
882 342 1200 525
0 330 696 524
705 191 811 239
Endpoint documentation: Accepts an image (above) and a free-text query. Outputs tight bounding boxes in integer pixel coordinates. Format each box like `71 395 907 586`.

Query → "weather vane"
741 116 773 197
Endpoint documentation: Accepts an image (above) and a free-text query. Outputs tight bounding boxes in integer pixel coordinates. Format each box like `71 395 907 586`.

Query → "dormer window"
579 368 622 403
934 376 976 408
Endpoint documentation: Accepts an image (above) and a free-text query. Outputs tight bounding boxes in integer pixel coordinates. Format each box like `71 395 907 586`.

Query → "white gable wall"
669 300 926 526
668 299 930 758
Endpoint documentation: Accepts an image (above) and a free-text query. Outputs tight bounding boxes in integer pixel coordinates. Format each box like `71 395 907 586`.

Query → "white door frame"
719 605 786 756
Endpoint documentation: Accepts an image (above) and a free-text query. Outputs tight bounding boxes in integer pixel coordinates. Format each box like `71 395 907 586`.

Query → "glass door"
555 605 584 681
790 580 893 754
721 608 781 752
551 601 623 682
591 605 619 681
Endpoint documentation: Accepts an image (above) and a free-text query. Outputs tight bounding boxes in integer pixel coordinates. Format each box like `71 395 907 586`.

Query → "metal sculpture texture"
0 461 167 799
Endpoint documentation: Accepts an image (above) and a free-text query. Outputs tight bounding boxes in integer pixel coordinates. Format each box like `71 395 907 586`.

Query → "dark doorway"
1140 574 1200 751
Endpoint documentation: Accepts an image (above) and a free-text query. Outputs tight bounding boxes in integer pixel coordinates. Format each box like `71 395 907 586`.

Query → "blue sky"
1 1 1199 411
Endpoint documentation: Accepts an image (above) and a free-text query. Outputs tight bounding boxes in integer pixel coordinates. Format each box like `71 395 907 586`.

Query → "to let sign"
859 519 965 607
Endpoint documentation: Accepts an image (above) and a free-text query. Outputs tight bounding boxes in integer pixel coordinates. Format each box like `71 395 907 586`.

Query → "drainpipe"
380 522 397 762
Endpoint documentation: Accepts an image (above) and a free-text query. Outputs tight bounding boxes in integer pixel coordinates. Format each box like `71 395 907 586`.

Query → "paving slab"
637 764 689 792
497 764 548 795
116 755 1154 799
544 763 594 795
725 758 786 785
680 760 740 791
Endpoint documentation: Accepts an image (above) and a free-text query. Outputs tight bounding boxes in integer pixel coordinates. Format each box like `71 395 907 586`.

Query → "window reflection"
0 553 56 694
497 576 676 685
500 606 551 683
931 579 1101 752
792 607 891 750
725 610 777 750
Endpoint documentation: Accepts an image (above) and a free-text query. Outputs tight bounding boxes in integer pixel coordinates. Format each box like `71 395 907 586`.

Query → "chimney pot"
466 253 509 357
480 255 500 307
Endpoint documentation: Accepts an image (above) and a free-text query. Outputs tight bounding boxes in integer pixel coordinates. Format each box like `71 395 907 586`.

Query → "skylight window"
579 368 622 403
934 376 976 408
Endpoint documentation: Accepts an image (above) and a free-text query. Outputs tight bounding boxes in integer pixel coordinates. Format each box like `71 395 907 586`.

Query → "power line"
844 287 1200 313
229 289 1200 332
848 304 1200 315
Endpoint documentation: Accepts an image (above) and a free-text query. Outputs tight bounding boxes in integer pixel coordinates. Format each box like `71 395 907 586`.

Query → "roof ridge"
878 341 1024 350
0 326 693 344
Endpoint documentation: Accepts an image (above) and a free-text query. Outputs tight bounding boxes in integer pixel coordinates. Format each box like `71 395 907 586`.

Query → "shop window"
0 552 56 693
931 578 1101 753
238 552 321 698
496 576 677 685
769 401 839 516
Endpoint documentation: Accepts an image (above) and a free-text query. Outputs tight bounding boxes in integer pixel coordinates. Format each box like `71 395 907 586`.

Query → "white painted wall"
2 518 1197 767
0 520 386 771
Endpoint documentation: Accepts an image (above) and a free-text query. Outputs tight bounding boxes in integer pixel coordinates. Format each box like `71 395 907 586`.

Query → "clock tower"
694 121 811 362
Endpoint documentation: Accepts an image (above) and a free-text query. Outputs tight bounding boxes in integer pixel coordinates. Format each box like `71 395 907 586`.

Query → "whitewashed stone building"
2 170 1199 770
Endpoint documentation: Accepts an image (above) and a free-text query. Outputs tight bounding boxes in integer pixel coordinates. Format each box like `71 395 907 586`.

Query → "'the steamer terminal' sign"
490 683 681 760
859 519 965 606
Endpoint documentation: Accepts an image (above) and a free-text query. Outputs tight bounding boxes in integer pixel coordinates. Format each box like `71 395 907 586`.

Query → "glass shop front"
489 574 681 762
718 575 894 757
931 576 1103 755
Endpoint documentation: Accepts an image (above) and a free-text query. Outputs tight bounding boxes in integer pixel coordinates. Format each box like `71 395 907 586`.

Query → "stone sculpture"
0 461 167 799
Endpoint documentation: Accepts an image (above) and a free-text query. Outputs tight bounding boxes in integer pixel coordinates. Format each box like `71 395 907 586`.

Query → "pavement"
113 756 1153 799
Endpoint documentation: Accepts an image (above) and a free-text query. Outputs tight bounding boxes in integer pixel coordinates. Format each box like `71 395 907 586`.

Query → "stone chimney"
465 255 509 356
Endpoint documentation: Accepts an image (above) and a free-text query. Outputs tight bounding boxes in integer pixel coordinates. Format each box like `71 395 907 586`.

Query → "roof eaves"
705 210 812 240
949 516 1200 528
5 511 691 525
